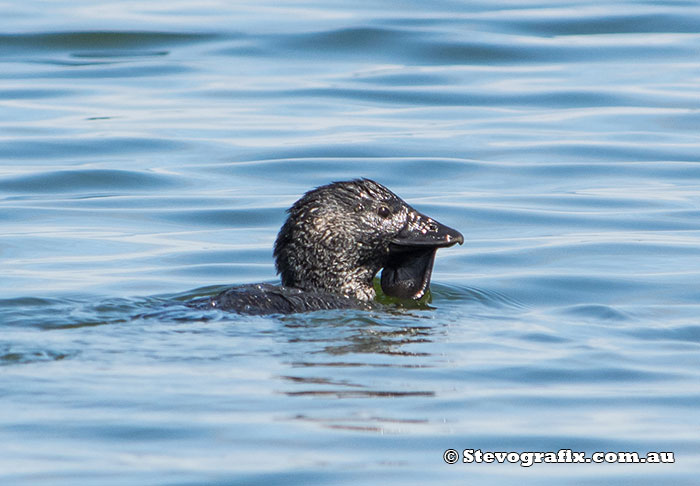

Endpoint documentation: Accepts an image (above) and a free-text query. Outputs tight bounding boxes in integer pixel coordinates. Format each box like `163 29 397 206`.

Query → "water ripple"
0 138 188 160
0 168 181 193
0 31 218 55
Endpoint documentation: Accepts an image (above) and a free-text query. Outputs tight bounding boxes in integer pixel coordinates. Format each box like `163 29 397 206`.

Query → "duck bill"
380 211 463 300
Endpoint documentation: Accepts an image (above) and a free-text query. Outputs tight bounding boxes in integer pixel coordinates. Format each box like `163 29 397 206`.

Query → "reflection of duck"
203 179 463 314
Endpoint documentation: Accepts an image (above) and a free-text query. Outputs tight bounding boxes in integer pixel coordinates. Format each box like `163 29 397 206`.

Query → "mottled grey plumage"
199 179 462 315
206 283 371 315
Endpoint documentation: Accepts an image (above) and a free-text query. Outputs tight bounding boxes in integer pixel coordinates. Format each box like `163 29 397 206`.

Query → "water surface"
1 1 699 484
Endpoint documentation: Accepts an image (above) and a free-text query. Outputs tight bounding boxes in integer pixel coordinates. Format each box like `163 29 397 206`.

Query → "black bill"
380 210 463 300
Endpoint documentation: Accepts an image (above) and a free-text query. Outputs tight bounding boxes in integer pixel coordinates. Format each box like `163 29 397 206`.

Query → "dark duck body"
200 179 463 315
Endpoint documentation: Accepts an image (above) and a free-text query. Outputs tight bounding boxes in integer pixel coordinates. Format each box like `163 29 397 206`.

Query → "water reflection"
291 414 429 434
278 313 437 398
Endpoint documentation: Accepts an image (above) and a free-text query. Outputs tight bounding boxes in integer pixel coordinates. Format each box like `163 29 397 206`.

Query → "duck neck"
289 252 380 301
276 233 382 301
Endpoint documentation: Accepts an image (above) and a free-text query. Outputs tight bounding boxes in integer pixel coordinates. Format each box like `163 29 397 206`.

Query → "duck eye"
427 222 438 232
377 206 391 219
354 203 364 213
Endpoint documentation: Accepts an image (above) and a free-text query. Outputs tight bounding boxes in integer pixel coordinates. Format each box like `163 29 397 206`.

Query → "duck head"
274 179 463 302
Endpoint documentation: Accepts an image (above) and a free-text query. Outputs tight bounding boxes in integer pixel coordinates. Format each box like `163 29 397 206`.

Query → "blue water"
2 1 699 484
